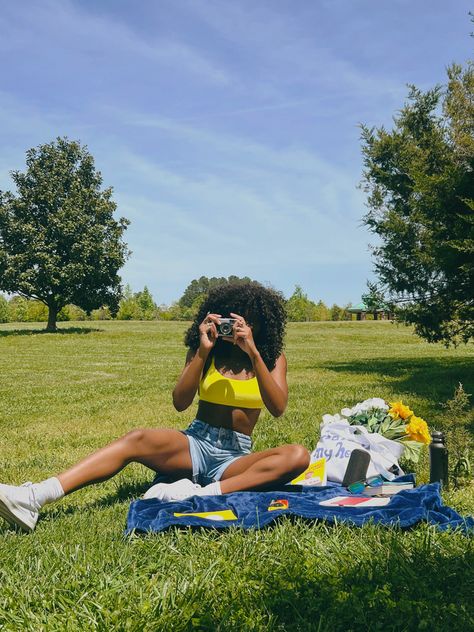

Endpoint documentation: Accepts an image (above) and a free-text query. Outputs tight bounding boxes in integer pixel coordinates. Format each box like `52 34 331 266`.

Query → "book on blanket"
362 481 414 496
319 496 392 507
290 457 327 486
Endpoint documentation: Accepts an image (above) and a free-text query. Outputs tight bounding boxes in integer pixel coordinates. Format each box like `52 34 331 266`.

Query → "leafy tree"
116 284 141 320
313 299 331 321
26 300 49 322
360 55 474 344
90 306 111 320
330 303 345 321
179 276 252 309
0 138 130 331
286 285 316 322
135 285 156 320
65 304 88 321
179 276 219 308
338 303 353 321
0 294 8 323
361 281 392 320
116 285 157 320
8 296 28 322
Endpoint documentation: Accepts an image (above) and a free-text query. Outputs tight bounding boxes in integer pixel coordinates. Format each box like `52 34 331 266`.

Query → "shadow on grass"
36 480 153 525
0 480 151 534
0 326 102 337
320 356 474 403
93 480 152 507
260 529 474 631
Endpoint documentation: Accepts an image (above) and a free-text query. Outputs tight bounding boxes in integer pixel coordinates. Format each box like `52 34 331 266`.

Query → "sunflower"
405 416 431 444
388 401 414 420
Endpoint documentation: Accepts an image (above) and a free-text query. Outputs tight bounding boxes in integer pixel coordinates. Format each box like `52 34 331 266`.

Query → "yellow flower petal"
405 415 431 444
388 401 414 420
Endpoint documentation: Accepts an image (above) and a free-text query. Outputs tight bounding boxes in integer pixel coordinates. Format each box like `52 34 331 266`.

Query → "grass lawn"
0 320 473 631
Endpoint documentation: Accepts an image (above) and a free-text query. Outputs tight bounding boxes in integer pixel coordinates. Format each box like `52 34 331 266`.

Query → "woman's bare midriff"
196 400 261 436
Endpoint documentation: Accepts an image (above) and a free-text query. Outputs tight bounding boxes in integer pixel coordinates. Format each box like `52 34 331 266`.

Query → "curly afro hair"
184 281 287 370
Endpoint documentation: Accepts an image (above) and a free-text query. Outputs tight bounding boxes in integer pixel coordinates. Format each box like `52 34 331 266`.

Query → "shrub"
0 295 8 323
440 383 473 488
7 296 28 322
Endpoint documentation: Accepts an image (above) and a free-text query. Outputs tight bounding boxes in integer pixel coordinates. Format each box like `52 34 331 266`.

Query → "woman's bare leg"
219 444 310 494
57 428 193 494
0 428 193 532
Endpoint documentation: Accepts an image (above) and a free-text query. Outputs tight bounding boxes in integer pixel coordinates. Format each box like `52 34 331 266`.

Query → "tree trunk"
46 303 58 332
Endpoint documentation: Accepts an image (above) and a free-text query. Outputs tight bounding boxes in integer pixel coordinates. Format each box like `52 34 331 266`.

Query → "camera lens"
220 323 232 336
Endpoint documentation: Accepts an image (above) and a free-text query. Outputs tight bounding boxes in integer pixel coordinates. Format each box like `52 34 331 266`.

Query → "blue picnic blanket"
126 475 474 535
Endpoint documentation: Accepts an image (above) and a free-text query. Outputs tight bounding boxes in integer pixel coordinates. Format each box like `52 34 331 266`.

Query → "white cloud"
0 0 233 87
2 1 403 303
179 0 407 101
106 133 369 271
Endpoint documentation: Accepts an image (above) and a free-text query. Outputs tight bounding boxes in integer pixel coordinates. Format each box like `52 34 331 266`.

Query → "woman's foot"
0 483 39 532
143 479 222 501
143 478 201 501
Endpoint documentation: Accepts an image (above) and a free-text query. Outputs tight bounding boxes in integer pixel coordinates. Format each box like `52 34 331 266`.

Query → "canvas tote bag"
311 419 405 483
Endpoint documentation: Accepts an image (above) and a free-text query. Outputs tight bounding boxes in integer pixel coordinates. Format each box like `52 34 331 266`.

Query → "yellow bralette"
199 357 263 409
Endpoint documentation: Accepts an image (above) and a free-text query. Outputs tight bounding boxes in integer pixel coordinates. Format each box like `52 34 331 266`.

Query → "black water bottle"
429 431 449 487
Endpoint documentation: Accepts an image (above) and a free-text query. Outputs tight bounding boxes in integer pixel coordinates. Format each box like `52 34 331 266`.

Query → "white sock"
143 479 222 502
29 477 65 509
143 478 201 501
195 481 222 497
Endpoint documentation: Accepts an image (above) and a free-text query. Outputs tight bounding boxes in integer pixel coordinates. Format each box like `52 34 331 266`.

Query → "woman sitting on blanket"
0 281 310 532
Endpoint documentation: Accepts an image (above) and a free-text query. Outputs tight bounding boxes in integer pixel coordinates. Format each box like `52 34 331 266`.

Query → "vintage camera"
217 318 236 336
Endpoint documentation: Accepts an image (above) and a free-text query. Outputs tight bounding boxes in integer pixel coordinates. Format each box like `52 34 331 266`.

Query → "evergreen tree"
361 52 474 344
135 286 156 320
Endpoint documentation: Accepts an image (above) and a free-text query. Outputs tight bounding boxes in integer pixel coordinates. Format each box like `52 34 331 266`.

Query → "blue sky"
0 1 472 306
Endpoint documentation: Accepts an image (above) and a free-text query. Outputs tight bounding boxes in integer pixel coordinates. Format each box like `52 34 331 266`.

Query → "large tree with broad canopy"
0 138 130 331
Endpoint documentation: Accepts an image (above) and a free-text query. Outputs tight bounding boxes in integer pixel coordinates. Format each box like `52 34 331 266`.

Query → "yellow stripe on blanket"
173 509 238 521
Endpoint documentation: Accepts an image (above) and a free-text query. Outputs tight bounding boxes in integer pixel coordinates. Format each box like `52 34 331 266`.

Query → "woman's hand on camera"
227 312 258 358
198 313 221 354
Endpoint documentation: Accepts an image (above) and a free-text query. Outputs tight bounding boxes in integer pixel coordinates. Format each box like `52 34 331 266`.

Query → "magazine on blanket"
319 496 391 507
290 457 327 486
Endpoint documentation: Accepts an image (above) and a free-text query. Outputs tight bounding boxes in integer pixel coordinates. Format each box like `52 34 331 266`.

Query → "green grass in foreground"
0 320 473 631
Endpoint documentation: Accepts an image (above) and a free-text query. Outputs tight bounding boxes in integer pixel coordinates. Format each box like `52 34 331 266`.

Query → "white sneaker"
143 478 201 502
0 482 39 532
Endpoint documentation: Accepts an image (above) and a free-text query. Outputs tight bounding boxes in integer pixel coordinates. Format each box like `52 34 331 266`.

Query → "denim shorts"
182 419 253 485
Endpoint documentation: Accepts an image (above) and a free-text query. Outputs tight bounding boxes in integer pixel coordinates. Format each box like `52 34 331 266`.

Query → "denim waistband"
185 419 252 449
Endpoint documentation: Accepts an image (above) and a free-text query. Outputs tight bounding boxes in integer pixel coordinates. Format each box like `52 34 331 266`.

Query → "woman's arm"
229 313 288 417
172 348 208 411
172 313 221 411
251 352 288 417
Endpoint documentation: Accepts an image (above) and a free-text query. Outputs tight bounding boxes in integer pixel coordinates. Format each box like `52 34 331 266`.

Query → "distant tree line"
285 285 352 321
0 277 354 323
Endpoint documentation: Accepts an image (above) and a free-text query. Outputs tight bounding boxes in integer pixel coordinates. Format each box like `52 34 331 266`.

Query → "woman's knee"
121 428 150 449
284 444 310 474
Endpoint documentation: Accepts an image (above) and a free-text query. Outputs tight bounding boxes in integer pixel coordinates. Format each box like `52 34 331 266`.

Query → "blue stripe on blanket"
125 475 474 535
